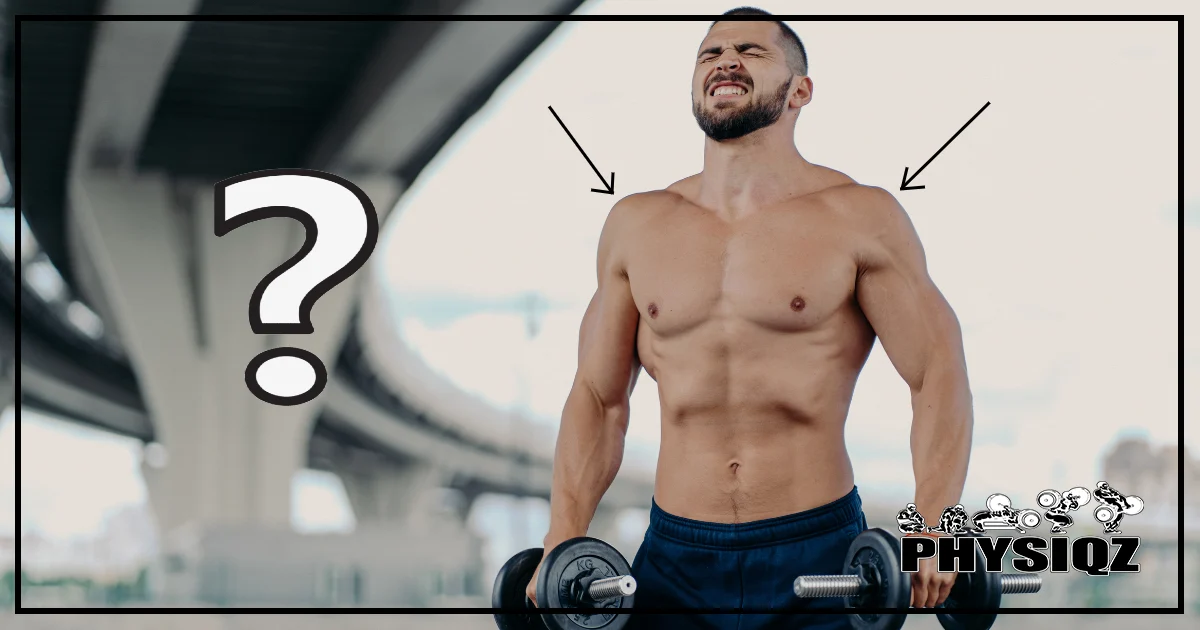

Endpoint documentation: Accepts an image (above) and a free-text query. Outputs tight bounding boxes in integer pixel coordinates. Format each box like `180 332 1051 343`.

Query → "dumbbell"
792 529 1042 630
932 532 1041 630
492 536 636 630
793 529 911 630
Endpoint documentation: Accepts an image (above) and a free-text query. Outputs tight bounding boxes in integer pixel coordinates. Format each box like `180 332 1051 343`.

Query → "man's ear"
790 76 813 109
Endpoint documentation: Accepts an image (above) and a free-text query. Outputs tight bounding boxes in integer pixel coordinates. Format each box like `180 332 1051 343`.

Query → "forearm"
910 356 973 520
545 381 629 545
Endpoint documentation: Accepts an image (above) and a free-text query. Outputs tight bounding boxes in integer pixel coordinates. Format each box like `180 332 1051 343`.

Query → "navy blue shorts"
627 486 867 630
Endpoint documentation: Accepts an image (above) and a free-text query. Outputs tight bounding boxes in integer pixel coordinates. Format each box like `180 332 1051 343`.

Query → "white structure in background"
1101 437 1196 533
0 536 11 574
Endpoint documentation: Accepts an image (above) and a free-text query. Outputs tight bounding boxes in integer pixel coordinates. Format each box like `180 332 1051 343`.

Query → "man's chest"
623 210 861 334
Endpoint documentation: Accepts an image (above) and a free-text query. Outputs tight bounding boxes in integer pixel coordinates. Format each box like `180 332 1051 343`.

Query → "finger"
931 580 950 604
927 575 947 608
931 571 950 607
925 575 944 608
916 573 933 608
936 575 955 607
911 578 927 608
526 569 539 607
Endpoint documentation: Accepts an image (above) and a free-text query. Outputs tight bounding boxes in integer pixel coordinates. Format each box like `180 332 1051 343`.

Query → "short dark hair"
710 7 808 76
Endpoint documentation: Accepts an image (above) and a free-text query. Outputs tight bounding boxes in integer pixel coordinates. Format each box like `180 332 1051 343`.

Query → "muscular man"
527 7 973 628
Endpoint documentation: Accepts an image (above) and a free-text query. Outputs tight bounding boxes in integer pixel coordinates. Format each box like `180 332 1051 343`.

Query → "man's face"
693 21 796 141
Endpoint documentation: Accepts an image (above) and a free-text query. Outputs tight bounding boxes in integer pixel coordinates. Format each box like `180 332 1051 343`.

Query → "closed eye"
697 42 769 63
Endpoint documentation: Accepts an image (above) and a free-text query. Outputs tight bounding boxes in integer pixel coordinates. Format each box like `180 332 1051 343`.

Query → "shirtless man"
527 7 973 628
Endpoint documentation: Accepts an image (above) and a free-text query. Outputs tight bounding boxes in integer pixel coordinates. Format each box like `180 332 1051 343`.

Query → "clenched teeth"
712 85 747 96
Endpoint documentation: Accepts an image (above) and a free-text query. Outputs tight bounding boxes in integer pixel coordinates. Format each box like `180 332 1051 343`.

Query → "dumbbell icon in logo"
1036 486 1091 533
1092 481 1144 534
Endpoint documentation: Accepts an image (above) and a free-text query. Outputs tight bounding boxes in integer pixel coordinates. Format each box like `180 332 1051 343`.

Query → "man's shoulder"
824 183 922 269
597 189 682 267
614 188 684 209
810 171 893 206
816 180 908 228
605 187 687 225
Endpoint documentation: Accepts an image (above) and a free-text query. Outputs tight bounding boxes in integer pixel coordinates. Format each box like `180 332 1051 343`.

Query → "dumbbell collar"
567 567 605 604
848 557 879 608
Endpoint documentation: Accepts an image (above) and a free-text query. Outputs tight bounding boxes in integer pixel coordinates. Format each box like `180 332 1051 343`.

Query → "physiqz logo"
895 481 1145 576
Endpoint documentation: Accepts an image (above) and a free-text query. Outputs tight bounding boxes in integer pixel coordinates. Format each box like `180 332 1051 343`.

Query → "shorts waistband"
648 486 863 550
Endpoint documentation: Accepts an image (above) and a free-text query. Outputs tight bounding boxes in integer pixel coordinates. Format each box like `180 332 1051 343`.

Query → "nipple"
790 296 807 312
648 302 659 318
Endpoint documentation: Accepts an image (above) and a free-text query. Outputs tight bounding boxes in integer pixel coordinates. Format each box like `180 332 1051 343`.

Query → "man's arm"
578 291 641 397
854 187 973 606
546 199 642 546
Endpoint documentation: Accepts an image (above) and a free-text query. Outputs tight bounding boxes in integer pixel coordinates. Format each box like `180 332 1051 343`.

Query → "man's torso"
620 168 884 523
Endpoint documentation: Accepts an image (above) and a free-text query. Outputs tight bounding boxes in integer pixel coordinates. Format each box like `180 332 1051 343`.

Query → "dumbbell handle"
522 574 636 609
996 574 1041 594
586 575 638 601
793 575 867 598
793 573 1041 598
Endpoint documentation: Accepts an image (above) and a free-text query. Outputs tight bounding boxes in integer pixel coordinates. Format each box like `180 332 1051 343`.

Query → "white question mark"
214 168 378 406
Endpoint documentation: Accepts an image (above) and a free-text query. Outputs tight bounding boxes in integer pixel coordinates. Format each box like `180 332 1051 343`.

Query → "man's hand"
910 536 956 608
525 536 568 607
525 559 542 607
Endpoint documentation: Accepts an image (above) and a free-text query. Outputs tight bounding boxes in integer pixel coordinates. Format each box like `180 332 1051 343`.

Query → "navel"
790 296 807 312
647 302 660 318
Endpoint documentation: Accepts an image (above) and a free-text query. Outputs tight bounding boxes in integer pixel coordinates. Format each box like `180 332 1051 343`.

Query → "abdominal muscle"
641 330 863 524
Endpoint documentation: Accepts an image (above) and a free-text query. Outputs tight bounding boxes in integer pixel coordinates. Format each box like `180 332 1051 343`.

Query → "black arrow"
901 101 990 191
548 105 615 195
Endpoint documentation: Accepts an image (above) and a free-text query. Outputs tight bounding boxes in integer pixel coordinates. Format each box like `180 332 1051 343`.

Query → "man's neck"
697 126 810 218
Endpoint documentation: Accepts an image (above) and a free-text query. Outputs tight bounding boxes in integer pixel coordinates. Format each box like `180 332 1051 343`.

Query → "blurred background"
1 0 1196 628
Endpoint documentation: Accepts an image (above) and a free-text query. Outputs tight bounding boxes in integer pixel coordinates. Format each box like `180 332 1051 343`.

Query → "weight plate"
936 533 1001 630
1094 506 1116 523
1036 490 1059 508
537 537 633 630
493 547 545 630
1018 511 1041 529
844 528 909 630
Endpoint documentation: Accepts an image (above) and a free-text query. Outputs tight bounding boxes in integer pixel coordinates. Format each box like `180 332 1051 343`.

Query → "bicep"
576 271 641 407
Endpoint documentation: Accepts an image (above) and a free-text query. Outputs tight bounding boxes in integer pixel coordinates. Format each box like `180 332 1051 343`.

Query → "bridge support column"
0 355 13 413
453 485 486 524
339 458 448 528
589 504 648 561
587 506 621 541
68 169 376 534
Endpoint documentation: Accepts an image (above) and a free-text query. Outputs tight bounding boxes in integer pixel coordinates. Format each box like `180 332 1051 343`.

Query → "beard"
693 76 793 141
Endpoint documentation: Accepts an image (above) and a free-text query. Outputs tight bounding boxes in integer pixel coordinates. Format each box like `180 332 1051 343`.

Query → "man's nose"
715 53 740 72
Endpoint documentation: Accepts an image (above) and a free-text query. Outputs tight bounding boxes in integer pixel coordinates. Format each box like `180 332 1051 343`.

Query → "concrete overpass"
5 0 653 569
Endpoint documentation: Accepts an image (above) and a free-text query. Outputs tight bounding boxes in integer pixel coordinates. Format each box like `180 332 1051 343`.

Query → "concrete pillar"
588 504 649 562
588 505 628 560
68 168 372 534
587 506 622 543
0 355 13 413
339 459 447 527
452 485 486 524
